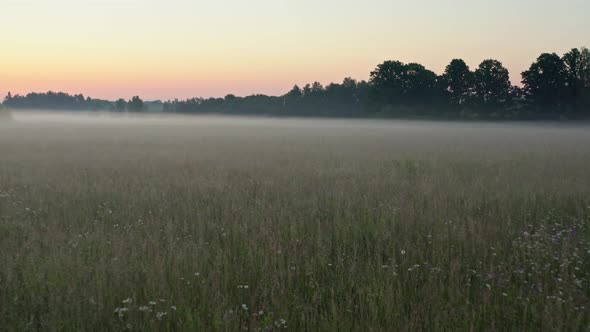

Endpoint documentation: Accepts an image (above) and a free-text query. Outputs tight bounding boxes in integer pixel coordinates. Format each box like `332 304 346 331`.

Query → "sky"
0 0 589 101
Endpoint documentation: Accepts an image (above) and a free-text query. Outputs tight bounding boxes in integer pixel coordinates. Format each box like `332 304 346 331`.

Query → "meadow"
1 113 589 331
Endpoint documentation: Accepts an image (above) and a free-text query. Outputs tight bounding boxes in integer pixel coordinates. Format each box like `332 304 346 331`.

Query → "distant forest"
3 47 590 119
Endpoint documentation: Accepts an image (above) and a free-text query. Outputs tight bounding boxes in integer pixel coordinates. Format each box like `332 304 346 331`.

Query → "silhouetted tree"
509 85 525 102
369 61 442 114
443 59 473 107
355 80 370 106
562 48 590 115
581 48 590 86
320 78 367 116
3 91 112 110
473 59 512 113
521 53 567 113
115 98 127 112
284 85 302 107
563 48 581 98
325 78 356 104
369 60 407 108
290 85 303 97
309 82 325 99
581 47 590 114
127 96 144 112
3 92 13 106
403 63 440 105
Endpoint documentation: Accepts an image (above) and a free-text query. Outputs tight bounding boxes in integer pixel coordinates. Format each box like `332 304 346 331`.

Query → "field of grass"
1 113 589 331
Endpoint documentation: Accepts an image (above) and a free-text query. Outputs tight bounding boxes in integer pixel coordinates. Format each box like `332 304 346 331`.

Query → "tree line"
2 92 147 112
3 47 590 119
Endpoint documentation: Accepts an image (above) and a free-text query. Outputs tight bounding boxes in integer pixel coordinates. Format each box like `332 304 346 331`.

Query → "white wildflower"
114 307 129 317
275 318 287 328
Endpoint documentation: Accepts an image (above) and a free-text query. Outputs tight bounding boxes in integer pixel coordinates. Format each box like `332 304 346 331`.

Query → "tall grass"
0 115 589 330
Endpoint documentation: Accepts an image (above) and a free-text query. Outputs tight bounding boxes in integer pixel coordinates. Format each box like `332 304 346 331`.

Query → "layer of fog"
3 110 590 154
3 111 590 178
7 110 590 130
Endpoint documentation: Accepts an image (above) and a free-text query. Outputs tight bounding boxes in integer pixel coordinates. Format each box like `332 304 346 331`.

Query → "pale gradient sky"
1 0 589 100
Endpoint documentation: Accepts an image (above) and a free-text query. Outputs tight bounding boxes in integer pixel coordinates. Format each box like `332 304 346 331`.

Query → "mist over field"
1 111 590 330
5 111 590 163
3 0 590 330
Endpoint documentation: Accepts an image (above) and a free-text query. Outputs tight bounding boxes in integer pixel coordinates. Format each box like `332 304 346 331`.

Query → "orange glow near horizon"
1 0 588 101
